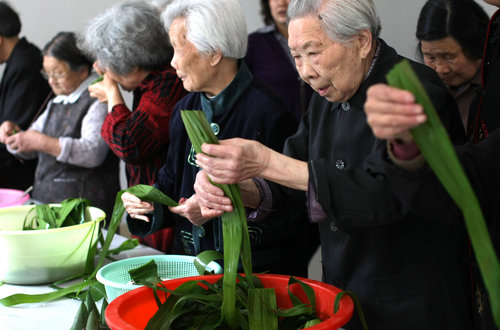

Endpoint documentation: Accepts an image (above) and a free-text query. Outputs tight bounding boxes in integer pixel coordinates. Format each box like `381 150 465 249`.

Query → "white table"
0 232 163 330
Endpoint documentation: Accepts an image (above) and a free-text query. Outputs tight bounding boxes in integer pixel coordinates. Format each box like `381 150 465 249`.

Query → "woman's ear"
358 29 373 59
210 50 223 67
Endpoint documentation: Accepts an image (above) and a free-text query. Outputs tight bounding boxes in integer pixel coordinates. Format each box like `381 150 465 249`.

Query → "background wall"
9 0 498 281
12 0 498 61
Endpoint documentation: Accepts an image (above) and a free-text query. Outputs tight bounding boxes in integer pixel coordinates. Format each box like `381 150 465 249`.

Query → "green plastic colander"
96 255 223 301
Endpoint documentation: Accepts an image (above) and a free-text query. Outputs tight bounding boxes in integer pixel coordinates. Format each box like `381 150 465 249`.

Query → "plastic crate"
96 255 222 301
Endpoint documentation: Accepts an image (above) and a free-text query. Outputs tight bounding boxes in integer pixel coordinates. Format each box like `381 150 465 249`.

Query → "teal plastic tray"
96 255 222 301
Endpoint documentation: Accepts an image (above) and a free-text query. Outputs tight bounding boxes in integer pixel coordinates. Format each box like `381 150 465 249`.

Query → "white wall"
12 0 498 62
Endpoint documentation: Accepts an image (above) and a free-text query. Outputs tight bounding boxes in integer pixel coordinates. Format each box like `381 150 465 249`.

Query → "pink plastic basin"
0 189 30 208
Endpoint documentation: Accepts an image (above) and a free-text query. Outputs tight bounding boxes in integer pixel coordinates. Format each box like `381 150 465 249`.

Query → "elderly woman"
121 0 313 276
416 0 489 131
0 32 119 216
79 1 187 252
365 0 500 328
192 0 473 329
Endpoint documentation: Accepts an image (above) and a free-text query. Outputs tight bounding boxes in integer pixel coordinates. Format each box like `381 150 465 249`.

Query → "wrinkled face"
169 17 213 93
421 36 481 87
269 0 290 26
42 56 88 96
288 16 366 103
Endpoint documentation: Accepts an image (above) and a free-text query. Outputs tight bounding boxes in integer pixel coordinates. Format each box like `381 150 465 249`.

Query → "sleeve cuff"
247 177 272 221
56 136 71 162
387 140 426 172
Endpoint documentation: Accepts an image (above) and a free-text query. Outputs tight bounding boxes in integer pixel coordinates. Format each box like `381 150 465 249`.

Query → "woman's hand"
193 170 233 218
169 195 213 226
121 191 154 222
88 73 120 104
364 84 427 141
195 138 269 185
0 121 20 143
88 62 123 112
6 130 44 153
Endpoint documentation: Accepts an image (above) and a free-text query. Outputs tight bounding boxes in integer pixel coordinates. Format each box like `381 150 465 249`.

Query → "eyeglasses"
40 69 71 80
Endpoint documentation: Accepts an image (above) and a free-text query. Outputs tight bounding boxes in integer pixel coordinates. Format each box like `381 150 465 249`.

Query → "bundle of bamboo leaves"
386 59 500 328
22 198 91 230
176 110 323 329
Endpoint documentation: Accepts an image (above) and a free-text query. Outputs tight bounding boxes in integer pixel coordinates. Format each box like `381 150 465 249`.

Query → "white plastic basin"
0 205 105 284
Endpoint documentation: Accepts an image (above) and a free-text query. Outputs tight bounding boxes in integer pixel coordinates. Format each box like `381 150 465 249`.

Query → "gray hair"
79 0 172 76
288 0 381 43
162 0 247 59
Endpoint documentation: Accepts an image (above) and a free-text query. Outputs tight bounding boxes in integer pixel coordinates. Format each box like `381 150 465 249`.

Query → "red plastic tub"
106 273 354 329
0 189 29 208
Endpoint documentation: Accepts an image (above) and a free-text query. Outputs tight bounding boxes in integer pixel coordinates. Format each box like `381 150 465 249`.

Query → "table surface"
0 231 163 330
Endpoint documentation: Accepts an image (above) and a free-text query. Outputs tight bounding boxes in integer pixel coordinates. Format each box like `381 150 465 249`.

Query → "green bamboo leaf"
69 301 88 330
334 290 368 330
0 280 94 307
194 250 224 275
146 280 202 329
86 309 100 330
129 259 161 286
107 238 139 255
287 276 316 311
386 59 500 328
90 75 104 85
180 110 254 328
100 298 108 326
91 185 178 278
85 290 99 319
248 288 278 330
303 319 322 327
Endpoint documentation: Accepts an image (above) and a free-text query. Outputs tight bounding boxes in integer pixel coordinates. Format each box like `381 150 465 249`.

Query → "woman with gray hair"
79 0 187 253
121 0 315 277
192 0 472 328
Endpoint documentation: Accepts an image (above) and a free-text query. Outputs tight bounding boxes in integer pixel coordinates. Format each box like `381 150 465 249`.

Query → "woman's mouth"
317 86 329 96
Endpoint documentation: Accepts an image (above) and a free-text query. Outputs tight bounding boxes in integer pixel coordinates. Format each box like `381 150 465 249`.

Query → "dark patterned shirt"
101 66 187 186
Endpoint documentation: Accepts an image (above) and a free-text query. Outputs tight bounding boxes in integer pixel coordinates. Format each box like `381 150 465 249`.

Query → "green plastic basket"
96 255 223 301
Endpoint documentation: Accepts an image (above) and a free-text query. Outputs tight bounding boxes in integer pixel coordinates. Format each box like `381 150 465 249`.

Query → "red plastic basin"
105 273 353 329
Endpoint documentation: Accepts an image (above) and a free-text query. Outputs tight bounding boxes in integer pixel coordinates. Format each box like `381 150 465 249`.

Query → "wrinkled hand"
193 170 233 218
88 73 119 104
88 62 121 105
169 195 213 226
5 130 42 153
121 191 154 222
195 138 269 185
0 121 20 143
364 84 427 141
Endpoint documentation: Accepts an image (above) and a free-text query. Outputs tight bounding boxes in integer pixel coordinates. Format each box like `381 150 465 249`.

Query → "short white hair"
288 0 381 43
162 0 247 59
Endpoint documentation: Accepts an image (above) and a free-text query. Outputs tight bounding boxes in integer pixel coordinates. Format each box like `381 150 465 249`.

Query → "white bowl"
0 205 105 284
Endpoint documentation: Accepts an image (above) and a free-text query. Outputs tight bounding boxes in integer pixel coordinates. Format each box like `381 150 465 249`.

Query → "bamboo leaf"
69 301 88 330
0 280 94 307
86 309 100 330
107 238 139 255
180 110 254 328
386 59 500 328
248 288 278 329
334 290 368 330
194 250 224 275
